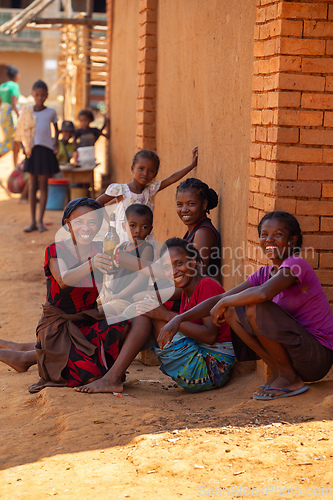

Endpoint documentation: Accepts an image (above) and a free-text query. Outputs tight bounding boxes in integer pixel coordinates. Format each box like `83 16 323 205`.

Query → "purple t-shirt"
247 255 333 350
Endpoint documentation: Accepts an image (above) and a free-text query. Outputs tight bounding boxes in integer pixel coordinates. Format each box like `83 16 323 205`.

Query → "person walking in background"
0 65 21 166
23 80 59 233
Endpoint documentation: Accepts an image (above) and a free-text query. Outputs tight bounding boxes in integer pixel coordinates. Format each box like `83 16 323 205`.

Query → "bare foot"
261 375 305 398
38 223 47 233
23 223 37 233
0 339 35 351
74 374 123 394
0 349 37 372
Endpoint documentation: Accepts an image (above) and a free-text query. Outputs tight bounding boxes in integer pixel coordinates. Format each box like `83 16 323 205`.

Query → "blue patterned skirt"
153 335 235 393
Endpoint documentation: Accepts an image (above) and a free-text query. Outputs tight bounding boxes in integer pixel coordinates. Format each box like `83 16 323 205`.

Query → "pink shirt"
247 255 333 350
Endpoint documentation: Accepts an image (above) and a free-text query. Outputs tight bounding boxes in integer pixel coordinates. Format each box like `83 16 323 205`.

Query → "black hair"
32 79 48 92
62 197 103 230
125 204 153 225
131 149 160 173
160 237 202 264
78 109 94 122
258 211 303 254
6 65 19 80
176 178 219 214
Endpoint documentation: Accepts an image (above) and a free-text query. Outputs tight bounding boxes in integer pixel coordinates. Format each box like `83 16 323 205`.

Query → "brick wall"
136 0 158 151
249 0 333 306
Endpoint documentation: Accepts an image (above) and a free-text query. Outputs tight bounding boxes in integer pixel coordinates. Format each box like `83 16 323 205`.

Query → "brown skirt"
234 301 333 382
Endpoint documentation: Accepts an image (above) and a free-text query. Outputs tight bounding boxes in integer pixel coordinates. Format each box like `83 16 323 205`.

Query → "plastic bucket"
77 146 95 167
46 178 69 210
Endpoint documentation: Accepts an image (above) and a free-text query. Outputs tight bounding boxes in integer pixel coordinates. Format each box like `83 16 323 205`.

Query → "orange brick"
267 91 279 108
138 47 157 62
262 109 274 125
254 24 260 41
247 225 260 244
251 110 262 125
136 98 155 113
296 215 320 232
278 73 325 92
315 270 333 285
255 160 266 177
251 128 256 143
270 19 303 38
273 145 322 163
276 181 322 198
256 92 269 109
329 4 333 21
248 208 260 226
297 201 333 216
258 57 278 75
259 23 271 40
139 22 157 37
321 217 333 231
138 59 156 74
323 286 333 302
264 195 276 212
250 142 261 159
265 162 298 180
323 148 333 164
261 144 274 160
140 9 157 24
278 2 327 20
139 0 158 11
298 165 333 181
136 111 155 125
278 109 323 127
137 86 156 99
256 126 267 142
253 193 266 210
302 250 319 270
278 91 301 108
260 177 274 194
249 176 260 193
325 76 333 92
300 129 333 146
279 37 326 56
302 57 333 74
301 93 333 110
279 55 302 72
137 123 155 138
248 192 254 207
274 198 296 213
263 74 279 91
324 111 333 127
322 184 333 198
138 34 157 50
254 41 265 58
137 73 156 87
267 126 299 144
304 21 333 38
136 136 156 150
252 75 264 92
326 40 333 56
320 253 333 268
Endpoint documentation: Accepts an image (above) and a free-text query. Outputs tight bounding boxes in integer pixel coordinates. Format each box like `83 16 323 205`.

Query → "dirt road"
0 153 332 500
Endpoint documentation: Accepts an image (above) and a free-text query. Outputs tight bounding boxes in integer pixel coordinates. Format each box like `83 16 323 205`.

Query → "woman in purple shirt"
160 211 333 400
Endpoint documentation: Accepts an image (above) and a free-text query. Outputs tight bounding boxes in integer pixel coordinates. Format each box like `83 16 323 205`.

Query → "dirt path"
0 154 332 499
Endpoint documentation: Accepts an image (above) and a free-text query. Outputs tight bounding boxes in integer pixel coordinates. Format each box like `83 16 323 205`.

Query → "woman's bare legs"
37 174 49 232
0 339 35 351
75 315 162 394
0 349 37 372
24 173 38 232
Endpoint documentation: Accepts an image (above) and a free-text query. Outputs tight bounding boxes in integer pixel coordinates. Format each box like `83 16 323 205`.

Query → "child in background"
97 147 198 244
57 120 75 164
75 109 108 148
176 178 221 279
102 204 154 318
23 80 59 233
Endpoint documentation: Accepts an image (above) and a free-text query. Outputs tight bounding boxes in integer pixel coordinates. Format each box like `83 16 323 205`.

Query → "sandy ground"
0 151 332 500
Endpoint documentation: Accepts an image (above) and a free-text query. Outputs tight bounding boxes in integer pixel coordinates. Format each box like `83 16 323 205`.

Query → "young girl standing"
24 80 59 233
160 211 333 400
97 147 198 244
176 178 220 278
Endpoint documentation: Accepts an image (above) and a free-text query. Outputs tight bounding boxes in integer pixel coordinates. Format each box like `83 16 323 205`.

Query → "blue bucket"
46 179 68 210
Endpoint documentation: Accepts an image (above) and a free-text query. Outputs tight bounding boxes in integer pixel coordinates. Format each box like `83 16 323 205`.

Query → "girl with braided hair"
176 178 221 278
